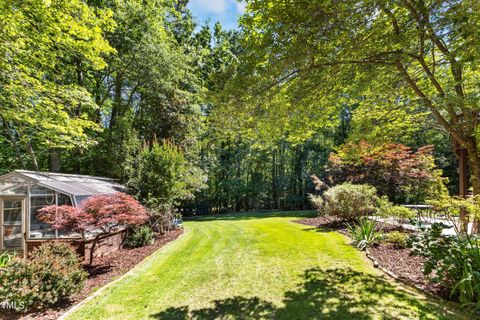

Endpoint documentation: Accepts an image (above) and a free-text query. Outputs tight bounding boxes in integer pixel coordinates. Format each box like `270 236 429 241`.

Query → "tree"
0 0 115 170
218 0 480 229
326 141 447 203
133 140 205 205
37 193 149 264
66 0 207 185
347 101 460 196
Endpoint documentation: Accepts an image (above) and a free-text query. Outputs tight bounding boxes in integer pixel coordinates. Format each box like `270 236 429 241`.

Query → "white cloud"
235 1 247 13
190 0 228 15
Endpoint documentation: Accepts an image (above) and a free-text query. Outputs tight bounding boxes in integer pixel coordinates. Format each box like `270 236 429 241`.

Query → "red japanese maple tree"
38 193 149 264
325 141 444 203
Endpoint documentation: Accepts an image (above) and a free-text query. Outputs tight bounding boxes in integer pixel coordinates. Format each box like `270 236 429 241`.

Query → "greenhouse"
0 170 127 252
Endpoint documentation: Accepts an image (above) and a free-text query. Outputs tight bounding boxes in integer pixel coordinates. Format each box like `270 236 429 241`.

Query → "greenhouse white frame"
0 170 127 251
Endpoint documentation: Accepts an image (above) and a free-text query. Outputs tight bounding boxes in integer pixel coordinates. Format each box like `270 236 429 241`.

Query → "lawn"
65 211 466 320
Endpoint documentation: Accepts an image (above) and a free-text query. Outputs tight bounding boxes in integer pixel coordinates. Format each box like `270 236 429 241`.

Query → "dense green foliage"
309 183 379 221
428 195 480 221
125 226 154 248
0 0 478 214
385 231 409 249
132 140 203 205
409 224 480 308
378 198 416 223
0 242 87 311
0 0 114 171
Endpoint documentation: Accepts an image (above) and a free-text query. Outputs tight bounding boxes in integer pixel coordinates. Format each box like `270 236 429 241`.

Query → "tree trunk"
467 146 480 234
26 140 39 171
89 238 97 265
88 233 111 265
49 148 61 172
271 149 280 210
110 75 123 130
455 142 469 233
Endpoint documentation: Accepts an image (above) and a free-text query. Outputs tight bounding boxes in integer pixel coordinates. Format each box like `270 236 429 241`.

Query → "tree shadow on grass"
153 297 275 320
150 268 456 320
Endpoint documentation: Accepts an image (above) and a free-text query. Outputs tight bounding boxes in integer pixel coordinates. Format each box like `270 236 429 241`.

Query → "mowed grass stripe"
66 211 468 320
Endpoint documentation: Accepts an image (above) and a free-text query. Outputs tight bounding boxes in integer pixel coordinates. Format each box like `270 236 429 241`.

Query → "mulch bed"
294 216 346 230
2 229 183 320
367 243 447 297
294 216 449 298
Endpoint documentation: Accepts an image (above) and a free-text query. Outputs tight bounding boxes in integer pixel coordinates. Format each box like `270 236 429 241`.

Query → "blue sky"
187 0 246 30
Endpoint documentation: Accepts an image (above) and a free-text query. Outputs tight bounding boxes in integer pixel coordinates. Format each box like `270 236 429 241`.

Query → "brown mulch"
294 215 346 230
2 229 183 320
294 216 449 298
294 215 413 233
368 243 448 297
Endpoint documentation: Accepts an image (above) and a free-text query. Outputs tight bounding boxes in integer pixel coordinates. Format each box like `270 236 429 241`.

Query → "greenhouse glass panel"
75 195 91 206
0 177 27 195
30 184 55 195
58 193 72 206
29 195 56 239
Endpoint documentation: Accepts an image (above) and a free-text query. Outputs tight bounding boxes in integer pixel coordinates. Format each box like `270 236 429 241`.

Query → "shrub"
147 201 181 234
308 193 324 211
427 194 480 233
131 140 206 205
378 198 416 224
385 231 409 249
326 141 448 203
347 218 383 250
218 207 229 214
0 242 87 311
125 226 154 248
310 183 379 221
386 206 415 221
408 223 480 308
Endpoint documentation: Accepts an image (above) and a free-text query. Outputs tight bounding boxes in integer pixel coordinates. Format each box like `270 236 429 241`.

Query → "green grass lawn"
66 211 468 320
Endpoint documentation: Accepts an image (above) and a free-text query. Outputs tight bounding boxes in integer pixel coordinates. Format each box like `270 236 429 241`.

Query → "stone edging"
58 230 186 320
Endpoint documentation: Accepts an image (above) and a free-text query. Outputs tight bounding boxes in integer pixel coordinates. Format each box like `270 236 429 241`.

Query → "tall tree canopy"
0 0 475 215
0 0 114 170
217 0 480 192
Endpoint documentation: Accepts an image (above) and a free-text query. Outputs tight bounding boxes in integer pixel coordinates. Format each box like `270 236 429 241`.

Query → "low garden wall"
25 230 126 263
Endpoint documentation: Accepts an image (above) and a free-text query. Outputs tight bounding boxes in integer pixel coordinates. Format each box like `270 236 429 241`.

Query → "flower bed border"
364 248 435 297
0 229 184 320
293 217 443 299
58 230 186 320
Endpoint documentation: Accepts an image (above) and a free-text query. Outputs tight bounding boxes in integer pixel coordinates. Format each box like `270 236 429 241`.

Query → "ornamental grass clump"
347 218 383 250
